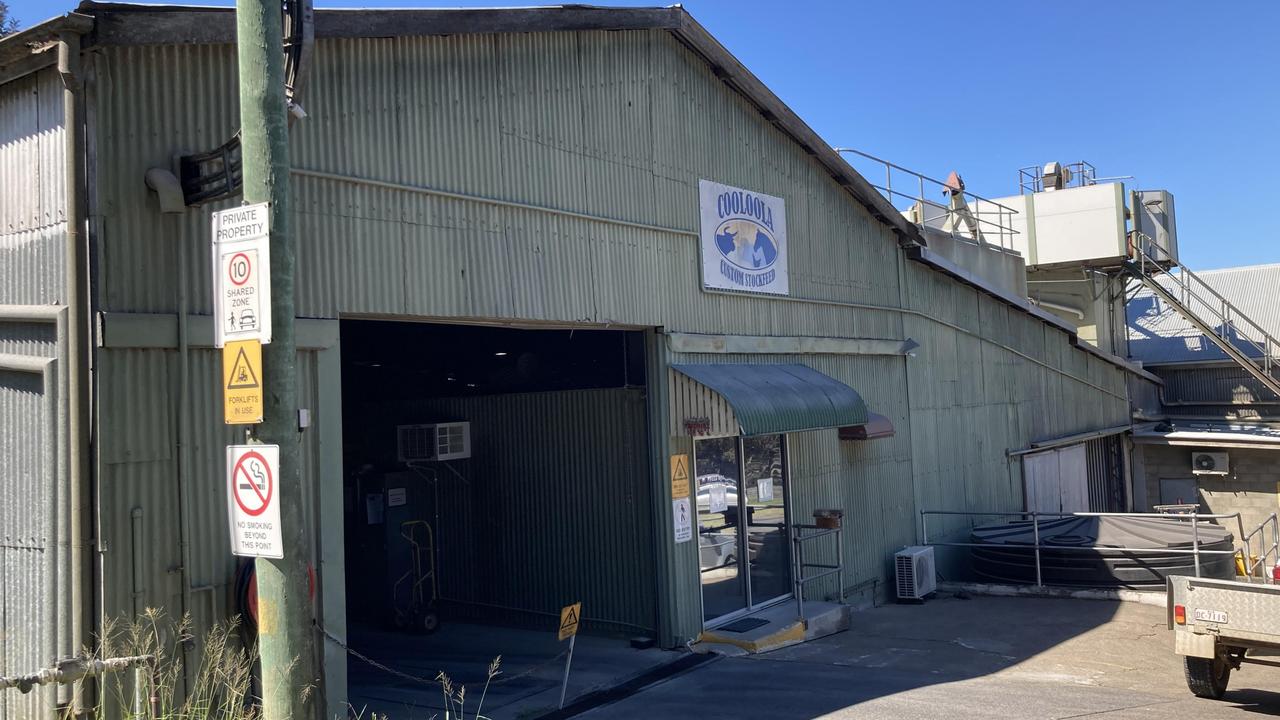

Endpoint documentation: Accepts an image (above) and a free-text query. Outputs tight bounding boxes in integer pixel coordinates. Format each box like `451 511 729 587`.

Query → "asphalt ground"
577 594 1280 719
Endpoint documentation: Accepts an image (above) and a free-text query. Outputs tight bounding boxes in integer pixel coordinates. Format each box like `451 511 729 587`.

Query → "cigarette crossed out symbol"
233 451 273 517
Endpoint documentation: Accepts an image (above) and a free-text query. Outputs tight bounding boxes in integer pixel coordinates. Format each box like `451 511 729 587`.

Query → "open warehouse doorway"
338 320 669 716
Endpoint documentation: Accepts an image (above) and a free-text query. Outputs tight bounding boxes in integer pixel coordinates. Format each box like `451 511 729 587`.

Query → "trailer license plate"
1194 608 1228 624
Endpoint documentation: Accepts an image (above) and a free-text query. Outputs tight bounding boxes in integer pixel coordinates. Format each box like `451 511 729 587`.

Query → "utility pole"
236 1 315 716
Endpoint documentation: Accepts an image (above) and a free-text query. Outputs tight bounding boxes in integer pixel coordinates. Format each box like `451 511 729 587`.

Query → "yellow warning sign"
558 602 582 642
670 454 691 499
223 339 263 425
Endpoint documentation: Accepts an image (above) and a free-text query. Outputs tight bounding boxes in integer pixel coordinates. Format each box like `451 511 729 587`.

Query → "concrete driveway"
577 595 1280 719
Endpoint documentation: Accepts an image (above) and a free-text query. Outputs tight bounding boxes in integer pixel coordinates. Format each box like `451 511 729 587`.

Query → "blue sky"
10 1 1279 270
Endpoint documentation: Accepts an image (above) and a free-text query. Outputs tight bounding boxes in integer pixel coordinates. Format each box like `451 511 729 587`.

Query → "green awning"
671 363 869 436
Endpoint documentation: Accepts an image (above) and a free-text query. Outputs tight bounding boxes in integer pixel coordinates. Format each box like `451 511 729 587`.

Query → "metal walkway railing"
792 523 844 620
920 509 1280 587
834 148 1020 252
1126 233 1280 399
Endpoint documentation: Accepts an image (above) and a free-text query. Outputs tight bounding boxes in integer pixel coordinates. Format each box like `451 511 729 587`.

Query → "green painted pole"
235 1 315 717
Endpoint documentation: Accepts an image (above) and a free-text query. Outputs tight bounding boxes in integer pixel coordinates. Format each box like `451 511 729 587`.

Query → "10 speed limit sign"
226 444 283 558
212 203 272 348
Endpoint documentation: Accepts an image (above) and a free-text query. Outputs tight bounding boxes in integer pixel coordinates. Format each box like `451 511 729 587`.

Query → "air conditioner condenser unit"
1191 451 1228 476
895 546 936 602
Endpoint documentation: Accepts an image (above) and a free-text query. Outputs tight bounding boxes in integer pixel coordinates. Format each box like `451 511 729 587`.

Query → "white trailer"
1168 554 1280 698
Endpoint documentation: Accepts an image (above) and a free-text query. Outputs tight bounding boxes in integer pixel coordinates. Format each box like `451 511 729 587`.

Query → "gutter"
1007 423 1133 457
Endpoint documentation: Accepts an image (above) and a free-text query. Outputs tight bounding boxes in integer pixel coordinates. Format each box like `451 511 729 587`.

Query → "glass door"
696 434 791 624
743 435 790 606
695 437 746 621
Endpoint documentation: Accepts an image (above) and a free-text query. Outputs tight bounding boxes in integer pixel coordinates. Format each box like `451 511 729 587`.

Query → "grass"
78 609 257 720
78 608 502 720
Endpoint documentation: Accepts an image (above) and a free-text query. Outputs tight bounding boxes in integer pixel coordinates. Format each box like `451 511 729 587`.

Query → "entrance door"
743 435 790 606
695 435 791 624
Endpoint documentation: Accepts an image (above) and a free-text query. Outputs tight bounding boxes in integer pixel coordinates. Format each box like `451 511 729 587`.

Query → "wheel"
1184 655 1231 699
420 610 440 634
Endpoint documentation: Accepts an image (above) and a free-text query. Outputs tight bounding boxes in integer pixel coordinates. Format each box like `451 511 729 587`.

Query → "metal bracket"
174 0 313 207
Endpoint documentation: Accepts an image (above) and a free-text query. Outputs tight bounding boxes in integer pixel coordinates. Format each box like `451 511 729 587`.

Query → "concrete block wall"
1139 444 1280 544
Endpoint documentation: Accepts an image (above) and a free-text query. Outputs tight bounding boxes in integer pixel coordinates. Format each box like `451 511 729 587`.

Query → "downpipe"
58 24 93 714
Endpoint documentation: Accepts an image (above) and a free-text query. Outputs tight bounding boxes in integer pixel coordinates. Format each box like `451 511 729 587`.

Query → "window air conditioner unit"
1191 451 1228 476
397 422 471 463
895 546 936 601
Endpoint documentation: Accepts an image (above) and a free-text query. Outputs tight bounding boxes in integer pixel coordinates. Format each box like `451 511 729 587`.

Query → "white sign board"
758 477 774 502
699 180 788 296
212 203 272 347
673 497 692 544
387 487 407 507
226 444 283 558
708 484 728 514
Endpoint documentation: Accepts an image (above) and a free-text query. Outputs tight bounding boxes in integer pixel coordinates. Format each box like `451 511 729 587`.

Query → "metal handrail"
1131 233 1280 383
1240 513 1280 579
792 523 844 621
919 509 1260 587
1018 161 1096 194
1133 234 1277 359
833 147 1020 252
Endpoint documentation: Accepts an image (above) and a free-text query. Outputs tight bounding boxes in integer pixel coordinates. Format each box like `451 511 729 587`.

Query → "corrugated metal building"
0 3 1151 717
1125 264 1280 526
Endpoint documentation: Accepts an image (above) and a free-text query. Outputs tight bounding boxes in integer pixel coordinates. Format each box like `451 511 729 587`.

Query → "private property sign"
226 444 283 558
212 203 272 347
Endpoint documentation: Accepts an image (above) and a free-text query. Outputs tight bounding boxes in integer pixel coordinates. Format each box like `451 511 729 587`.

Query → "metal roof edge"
666 10 926 249
907 245 1163 384
0 12 94 84
77 2 686 46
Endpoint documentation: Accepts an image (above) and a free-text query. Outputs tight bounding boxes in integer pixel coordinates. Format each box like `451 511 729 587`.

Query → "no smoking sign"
226 444 283 558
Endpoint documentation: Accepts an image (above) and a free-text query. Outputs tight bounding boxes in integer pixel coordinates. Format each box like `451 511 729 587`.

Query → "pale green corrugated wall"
94 345 327 645
92 30 904 337
87 26 1131 654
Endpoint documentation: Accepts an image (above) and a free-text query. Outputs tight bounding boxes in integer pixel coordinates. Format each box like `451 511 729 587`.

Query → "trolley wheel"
1184 655 1231 699
420 610 440 634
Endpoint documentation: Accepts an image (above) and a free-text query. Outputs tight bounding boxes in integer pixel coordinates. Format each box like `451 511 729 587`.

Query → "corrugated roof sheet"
1127 263 1280 365
672 363 869 436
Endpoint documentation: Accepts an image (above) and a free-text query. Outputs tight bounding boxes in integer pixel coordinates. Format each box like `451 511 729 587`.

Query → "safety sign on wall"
673 497 692 544
222 339 264 425
226 444 283 558
212 202 272 348
670 454 690 499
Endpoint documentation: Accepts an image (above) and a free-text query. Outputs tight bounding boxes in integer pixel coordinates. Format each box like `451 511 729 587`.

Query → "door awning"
671 363 869 436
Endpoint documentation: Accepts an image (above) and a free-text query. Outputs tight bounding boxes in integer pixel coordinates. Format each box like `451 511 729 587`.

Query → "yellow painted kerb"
698 620 805 653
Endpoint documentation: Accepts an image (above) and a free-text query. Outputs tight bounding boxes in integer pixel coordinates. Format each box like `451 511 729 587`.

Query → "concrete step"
694 601 849 655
